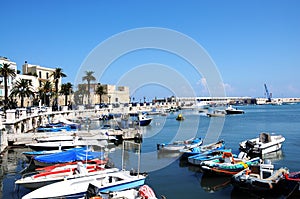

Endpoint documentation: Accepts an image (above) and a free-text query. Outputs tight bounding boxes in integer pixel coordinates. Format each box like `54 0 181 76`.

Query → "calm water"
1 104 300 199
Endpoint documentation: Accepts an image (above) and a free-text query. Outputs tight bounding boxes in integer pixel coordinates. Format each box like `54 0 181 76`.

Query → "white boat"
15 162 117 189
207 110 226 117
239 132 285 156
22 170 147 199
225 105 244 114
26 136 108 151
157 137 203 153
138 114 152 126
26 136 86 151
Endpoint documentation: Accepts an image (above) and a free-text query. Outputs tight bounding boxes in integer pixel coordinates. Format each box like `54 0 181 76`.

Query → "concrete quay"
0 102 177 153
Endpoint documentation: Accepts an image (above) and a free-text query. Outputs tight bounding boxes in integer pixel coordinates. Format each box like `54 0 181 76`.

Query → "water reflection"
200 173 231 193
262 150 284 161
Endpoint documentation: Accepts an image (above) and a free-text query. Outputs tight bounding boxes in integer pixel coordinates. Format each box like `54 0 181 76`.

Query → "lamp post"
108 95 111 105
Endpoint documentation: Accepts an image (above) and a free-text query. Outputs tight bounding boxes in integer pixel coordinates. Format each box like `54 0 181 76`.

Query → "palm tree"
95 84 107 105
0 63 16 105
82 71 96 105
74 84 88 105
51 68 66 109
59 82 73 106
10 79 34 107
39 81 53 107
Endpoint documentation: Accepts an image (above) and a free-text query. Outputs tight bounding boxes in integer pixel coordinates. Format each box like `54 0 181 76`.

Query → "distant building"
77 83 130 104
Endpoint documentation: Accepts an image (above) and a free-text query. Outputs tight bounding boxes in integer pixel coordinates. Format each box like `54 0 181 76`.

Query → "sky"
1 0 300 100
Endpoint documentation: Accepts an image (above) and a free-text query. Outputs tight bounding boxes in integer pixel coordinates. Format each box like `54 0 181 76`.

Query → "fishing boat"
32 147 104 167
21 170 147 199
180 140 225 158
187 149 233 165
225 105 244 114
231 160 289 192
15 162 117 189
239 132 285 156
157 137 203 153
200 152 261 175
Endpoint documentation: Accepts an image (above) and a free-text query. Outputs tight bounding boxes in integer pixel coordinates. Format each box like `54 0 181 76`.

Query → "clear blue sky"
1 0 300 100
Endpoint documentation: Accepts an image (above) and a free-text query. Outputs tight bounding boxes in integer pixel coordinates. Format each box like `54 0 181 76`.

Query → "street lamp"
108 95 111 105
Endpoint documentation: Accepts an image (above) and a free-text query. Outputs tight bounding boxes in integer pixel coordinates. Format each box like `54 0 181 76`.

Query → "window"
39 71 42 78
46 72 49 79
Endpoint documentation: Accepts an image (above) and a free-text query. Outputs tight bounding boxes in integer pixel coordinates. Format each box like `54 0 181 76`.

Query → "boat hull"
22 171 146 199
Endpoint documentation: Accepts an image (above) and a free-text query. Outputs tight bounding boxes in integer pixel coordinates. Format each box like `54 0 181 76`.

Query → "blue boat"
157 137 203 153
33 147 104 167
180 140 225 158
37 124 72 132
188 149 234 165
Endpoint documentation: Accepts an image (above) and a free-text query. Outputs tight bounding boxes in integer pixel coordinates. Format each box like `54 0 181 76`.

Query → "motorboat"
239 132 285 156
15 162 117 189
225 105 244 115
180 140 225 158
206 110 226 117
200 152 261 175
21 170 147 199
231 160 289 192
157 137 203 153
138 114 152 126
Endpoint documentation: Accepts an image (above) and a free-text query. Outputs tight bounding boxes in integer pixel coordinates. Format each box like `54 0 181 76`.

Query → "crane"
264 84 272 102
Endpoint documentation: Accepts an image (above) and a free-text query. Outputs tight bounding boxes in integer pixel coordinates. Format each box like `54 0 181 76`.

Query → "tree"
51 68 66 108
39 81 53 107
10 79 34 108
59 82 73 106
95 84 107 105
0 63 16 106
74 84 88 105
82 71 96 105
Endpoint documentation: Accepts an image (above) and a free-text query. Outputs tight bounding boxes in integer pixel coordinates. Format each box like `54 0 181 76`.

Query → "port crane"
264 84 272 102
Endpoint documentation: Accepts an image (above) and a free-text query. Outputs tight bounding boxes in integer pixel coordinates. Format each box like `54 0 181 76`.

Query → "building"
0 57 18 102
77 83 130 105
22 61 62 91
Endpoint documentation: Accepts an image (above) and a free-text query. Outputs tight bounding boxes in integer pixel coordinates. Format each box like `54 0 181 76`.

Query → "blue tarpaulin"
33 147 104 164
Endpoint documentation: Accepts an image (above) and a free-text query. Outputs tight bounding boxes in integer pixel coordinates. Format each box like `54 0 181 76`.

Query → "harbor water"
1 104 300 199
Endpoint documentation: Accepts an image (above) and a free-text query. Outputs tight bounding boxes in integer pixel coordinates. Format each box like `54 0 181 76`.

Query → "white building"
0 57 18 101
22 61 62 91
